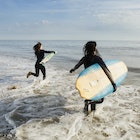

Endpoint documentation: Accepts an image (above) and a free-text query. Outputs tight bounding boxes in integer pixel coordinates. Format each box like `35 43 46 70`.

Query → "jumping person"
70 41 117 115
27 42 55 80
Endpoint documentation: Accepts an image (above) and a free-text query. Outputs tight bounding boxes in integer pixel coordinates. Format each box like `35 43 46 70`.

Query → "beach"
0 40 139 140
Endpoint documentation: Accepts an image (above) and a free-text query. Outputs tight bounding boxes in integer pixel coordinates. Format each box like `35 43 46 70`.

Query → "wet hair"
33 42 42 56
83 41 97 56
33 42 42 52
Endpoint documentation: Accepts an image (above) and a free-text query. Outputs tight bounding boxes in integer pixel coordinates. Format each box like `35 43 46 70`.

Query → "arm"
70 57 85 73
44 50 55 54
97 56 117 92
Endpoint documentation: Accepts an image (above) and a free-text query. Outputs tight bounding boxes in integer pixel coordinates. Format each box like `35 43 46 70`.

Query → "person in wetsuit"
27 42 55 80
70 41 117 115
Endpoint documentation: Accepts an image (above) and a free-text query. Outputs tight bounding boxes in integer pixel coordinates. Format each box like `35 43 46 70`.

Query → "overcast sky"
0 0 140 40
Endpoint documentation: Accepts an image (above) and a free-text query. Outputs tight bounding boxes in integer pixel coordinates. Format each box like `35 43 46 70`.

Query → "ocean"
0 40 139 140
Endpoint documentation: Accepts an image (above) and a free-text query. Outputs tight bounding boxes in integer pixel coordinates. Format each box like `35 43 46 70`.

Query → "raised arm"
44 50 55 53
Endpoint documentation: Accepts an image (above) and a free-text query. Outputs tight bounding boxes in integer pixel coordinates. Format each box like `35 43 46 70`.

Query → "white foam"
0 40 140 139
13 84 140 140
0 55 139 140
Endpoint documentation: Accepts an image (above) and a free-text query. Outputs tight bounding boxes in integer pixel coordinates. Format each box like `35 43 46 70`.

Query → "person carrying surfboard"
70 41 117 114
27 42 55 80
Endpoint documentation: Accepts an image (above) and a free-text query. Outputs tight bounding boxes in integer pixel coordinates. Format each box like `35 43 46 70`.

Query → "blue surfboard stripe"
78 60 120 77
91 72 127 100
77 59 128 100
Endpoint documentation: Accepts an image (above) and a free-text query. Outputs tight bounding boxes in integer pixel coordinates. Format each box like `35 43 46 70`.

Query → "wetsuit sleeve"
70 57 85 73
44 50 55 53
96 56 116 87
73 57 85 70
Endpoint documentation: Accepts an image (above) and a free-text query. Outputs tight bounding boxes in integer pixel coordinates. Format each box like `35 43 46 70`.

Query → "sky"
0 0 140 40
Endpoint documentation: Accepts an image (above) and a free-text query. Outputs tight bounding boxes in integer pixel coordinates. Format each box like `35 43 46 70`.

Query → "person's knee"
35 74 39 77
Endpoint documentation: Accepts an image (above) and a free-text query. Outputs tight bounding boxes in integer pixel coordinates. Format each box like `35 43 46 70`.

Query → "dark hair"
33 42 42 52
33 42 42 56
83 41 97 56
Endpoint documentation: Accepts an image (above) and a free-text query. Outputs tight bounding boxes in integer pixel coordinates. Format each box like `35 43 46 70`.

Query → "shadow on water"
0 94 78 136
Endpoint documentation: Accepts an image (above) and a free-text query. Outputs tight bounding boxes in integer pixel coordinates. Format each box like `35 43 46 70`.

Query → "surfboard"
76 60 128 100
40 52 56 65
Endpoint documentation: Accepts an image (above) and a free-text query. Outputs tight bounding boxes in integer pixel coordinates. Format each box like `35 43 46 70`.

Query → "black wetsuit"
74 54 108 69
73 54 116 112
31 50 54 79
74 54 114 83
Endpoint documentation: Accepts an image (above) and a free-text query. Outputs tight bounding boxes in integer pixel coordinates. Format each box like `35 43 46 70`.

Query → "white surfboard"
76 60 128 100
40 52 56 65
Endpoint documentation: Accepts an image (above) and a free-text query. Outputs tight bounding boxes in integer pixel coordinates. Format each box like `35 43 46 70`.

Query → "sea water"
0 40 140 140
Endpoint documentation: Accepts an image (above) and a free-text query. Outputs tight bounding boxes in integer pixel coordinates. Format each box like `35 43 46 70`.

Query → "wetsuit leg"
40 64 46 80
36 64 40 76
30 63 39 77
94 98 104 104
84 98 104 113
91 103 96 111
84 100 89 115
30 64 45 79
90 98 104 111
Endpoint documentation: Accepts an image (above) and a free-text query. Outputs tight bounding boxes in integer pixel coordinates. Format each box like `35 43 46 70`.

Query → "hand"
70 69 75 73
112 83 117 92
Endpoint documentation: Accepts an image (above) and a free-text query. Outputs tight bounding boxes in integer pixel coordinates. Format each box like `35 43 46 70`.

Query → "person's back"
83 54 108 69
35 50 45 63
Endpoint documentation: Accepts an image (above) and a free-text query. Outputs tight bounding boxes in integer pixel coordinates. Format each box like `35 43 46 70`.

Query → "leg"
91 102 96 111
94 98 104 104
27 64 39 78
84 100 89 115
33 64 39 77
89 98 104 104
90 98 104 112
40 64 46 80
